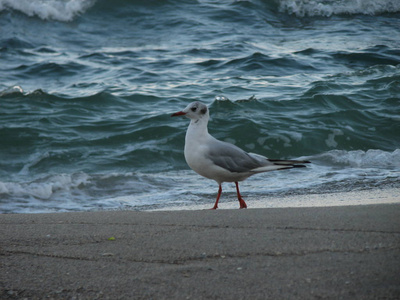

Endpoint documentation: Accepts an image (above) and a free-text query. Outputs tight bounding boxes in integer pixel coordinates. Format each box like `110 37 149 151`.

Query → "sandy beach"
1 192 400 299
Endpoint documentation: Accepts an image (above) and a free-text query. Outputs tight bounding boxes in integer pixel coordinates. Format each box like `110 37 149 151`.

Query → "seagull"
171 101 310 209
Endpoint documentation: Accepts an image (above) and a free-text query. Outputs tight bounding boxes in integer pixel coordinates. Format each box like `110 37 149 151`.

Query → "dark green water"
1 0 399 213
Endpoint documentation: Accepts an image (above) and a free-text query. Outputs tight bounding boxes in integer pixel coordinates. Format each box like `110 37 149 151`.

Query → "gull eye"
191 106 197 112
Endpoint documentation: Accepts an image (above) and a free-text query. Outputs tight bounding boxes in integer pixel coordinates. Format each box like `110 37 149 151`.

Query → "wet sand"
1 202 400 299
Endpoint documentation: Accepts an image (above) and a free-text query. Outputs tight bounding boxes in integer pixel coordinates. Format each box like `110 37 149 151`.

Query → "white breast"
184 125 250 183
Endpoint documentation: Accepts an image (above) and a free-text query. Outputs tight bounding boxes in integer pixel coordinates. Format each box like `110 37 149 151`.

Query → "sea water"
1 0 399 213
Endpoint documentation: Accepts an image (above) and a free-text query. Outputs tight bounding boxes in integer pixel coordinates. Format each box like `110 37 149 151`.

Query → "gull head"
171 101 209 121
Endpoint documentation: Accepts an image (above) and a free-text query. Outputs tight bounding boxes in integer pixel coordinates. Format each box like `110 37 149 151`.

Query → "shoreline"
1 197 400 299
2 182 399 215
153 187 400 211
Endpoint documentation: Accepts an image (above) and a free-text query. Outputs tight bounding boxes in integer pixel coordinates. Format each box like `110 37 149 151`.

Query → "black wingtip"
292 164 307 168
268 159 311 165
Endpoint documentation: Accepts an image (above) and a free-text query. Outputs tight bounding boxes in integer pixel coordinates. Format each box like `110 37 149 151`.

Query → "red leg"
211 184 222 210
235 182 247 209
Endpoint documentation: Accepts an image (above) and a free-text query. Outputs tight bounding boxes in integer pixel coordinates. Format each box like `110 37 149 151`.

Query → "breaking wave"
1 149 398 213
277 0 400 17
0 0 95 22
3 0 400 23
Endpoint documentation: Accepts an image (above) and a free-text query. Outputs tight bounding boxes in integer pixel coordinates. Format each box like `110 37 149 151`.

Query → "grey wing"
206 139 270 173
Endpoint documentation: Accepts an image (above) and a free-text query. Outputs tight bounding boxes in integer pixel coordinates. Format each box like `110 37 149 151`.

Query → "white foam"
278 0 400 17
325 129 343 148
1 150 398 213
156 188 400 211
19 152 50 176
288 131 303 142
311 149 400 168
245 143 255 150
0 0 95 22
0 86 24 96
215 95 230 101
0 173 90 200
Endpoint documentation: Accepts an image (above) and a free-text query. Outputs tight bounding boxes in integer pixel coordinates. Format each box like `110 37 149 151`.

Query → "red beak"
171 111 186 117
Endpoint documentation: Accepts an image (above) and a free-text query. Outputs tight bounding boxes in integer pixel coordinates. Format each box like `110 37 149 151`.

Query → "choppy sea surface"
1 0 399 213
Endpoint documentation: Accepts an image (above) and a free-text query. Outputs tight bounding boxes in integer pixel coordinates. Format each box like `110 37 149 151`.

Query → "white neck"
185 116 209 144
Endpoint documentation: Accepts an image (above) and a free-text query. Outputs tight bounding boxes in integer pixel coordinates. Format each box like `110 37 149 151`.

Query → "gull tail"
268 159 311 168
251 159 311 173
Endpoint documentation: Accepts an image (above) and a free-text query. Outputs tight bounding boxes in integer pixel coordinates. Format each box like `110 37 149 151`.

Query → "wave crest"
0 173 90 201
311 149 400 168
278 0 400 17
0 0 96 22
